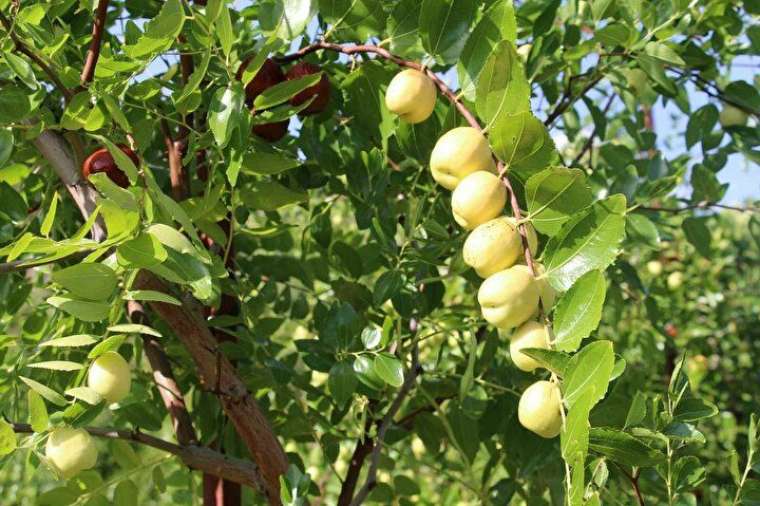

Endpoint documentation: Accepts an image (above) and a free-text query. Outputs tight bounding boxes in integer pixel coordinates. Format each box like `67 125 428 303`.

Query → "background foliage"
0 0 758 504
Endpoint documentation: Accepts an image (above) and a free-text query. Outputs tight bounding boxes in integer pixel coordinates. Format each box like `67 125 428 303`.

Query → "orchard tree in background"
0 0 758 505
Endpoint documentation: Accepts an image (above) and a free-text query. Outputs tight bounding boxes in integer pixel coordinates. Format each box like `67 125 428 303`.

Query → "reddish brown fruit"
82 145 138 188
237 56 289 142
285 62 330 116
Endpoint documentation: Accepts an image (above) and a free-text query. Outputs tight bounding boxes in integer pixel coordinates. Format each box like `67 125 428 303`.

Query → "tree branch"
128 301 197 446
79 0 110 87
0 12 74 102
10 422 263 490
160 119 189 201
276 42 480 130
30 128 286 504
336 402 377 506
637 202 759 214
348 346 421 506
132 271 288 504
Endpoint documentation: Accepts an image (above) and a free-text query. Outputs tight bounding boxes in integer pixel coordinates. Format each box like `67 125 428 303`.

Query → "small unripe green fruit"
510 321 550 372
518 380 563 438
478 265 540 329
647 260 663 276
45 428 98 479
463 217 522 278
719 105 748 127
430 127 495 190
385 69 437 124
88 352 131 403
667 271 683 290
451 171 506 229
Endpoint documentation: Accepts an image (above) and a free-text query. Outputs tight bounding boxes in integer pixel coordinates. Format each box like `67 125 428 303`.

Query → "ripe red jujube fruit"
237 57 289 142
82 145 138 188
285 62 330 116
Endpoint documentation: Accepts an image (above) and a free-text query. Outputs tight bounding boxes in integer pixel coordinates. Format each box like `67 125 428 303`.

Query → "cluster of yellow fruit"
386 70 563 438
45 352 131 479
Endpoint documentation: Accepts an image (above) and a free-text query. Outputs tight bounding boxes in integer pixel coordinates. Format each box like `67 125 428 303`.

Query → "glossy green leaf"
476 40 530 130
52 263 117 301
419 0 478 64
553 270 607 352
525 167 593 236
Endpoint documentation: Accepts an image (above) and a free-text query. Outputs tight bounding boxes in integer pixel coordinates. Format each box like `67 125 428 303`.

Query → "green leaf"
525 167 593 236
19 376 67 406
491 112 556 176
475 40 530 130
595 23 631 47
88 172 139 212
563 340 615 409
588 428 666 467
241 151 300 175
64 387 102 405
47 296 111 322
448 403 479 463
543 194 627 292
552 270 607 352
0 128 13 167
52 263 117 301
387 0 423 57
27 389 48 432
0 85 33 124
624 391 647 429
318 0 385 41
40 191 58 237
644 41 685 66
113 479 139 506
209 83 245 147
519 348 570 376
361 327 382 349
374 352 404 387
264 0 315 40
124 0 185 57
685 105 719 149
353 354 384 390
40 334 98 347
673 398 718 423
102 95 132 133
216 5 234 58
108 323 162 338
240 181 308 211
457 0 517 101
690 165 724 204
3 51 38 89
373 271 403 306
123 290 181 306
27 360 84 371
328 361 357 407
682 216 711 258
88 334 126 359
117 233 168 268
0 420 16 457
60 92 91 131
419 0 478 64
253 73 322 110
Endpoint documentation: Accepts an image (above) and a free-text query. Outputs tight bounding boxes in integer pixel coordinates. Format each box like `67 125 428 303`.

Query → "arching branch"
11 422 263 490
80 0 110 87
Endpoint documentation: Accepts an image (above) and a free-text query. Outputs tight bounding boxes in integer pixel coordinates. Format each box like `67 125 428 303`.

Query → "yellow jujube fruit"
430 127 495 190
45 428 98 479
647 260 663 276
667 271 684 290
451 171 506 229
509 321 550 372
518 380 563 438
87 352 131 403
463 217 522 278
478 265 540 329
719 105 748 127
385 69 437 124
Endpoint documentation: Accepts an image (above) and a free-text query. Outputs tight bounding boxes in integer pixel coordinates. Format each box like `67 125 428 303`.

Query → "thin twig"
79 0 110 87
276 42 480 129
571 93 617 166
637 202 759 214
160 119 188 200
349 346 421 506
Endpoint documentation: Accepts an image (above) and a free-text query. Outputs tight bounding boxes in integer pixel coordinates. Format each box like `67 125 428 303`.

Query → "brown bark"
133 271 288 504
80 0 110 86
